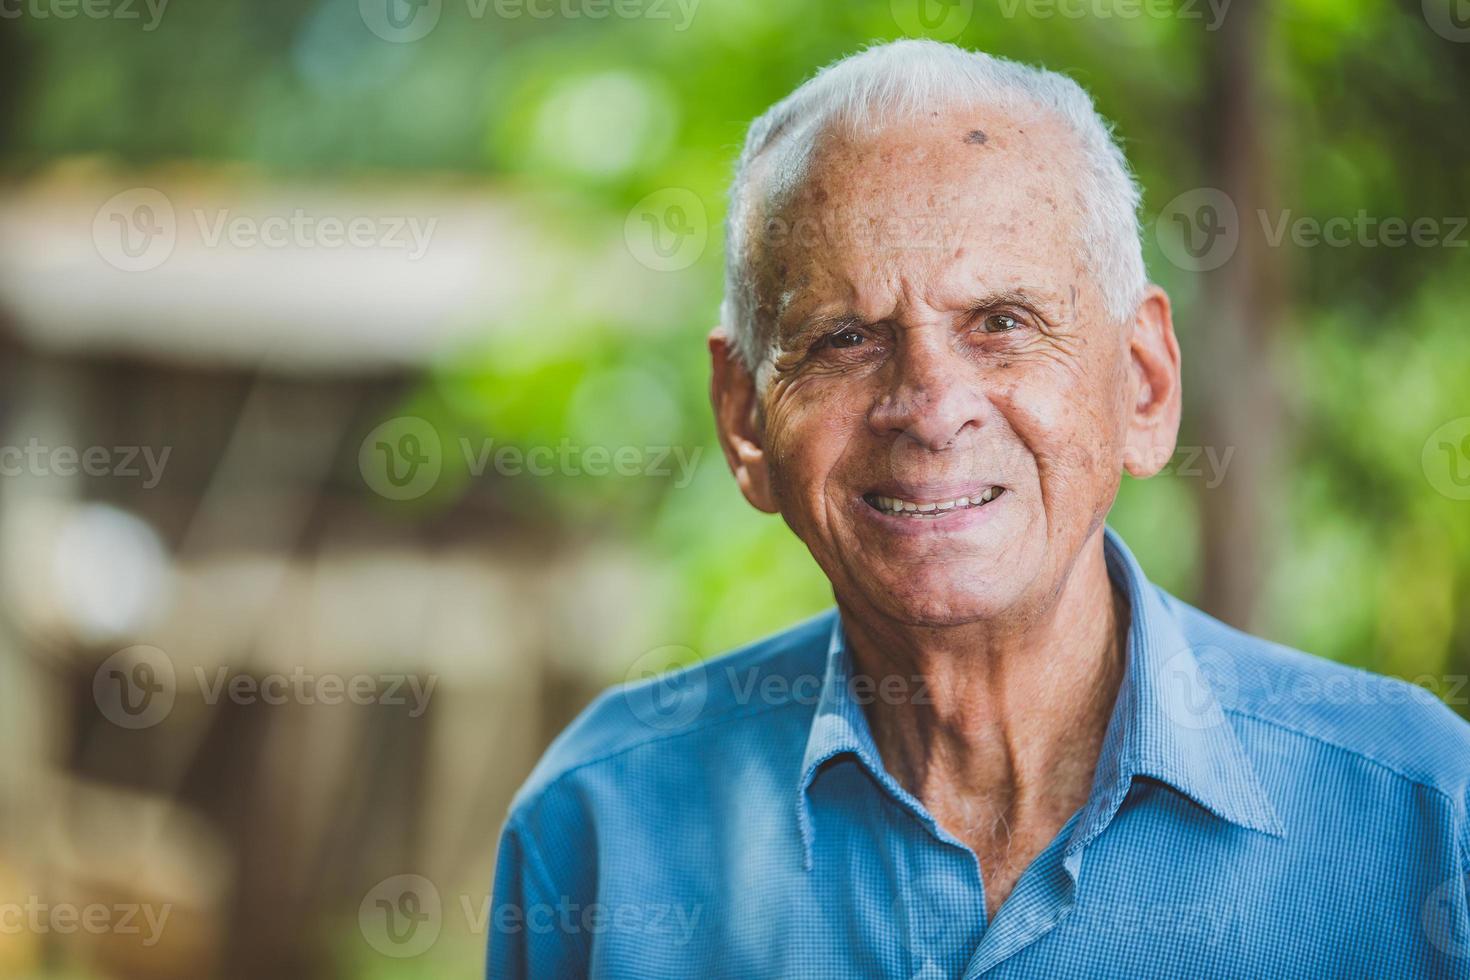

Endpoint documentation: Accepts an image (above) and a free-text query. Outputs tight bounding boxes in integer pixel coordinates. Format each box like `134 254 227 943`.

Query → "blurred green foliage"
6 3 1468 978
7 0 1468 684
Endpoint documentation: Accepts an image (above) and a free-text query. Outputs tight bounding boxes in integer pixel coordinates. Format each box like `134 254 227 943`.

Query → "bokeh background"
1 0 1467 976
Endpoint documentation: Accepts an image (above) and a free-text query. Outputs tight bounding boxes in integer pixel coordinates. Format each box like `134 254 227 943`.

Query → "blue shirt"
488 529 1470 978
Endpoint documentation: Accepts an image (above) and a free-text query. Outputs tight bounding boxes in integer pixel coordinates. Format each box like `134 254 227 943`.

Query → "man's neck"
836 530 1129 913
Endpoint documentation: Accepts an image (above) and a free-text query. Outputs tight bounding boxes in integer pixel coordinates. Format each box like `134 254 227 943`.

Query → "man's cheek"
762 423 822 507
998 377 1110 457
769 386 863 451
993 394 1111 505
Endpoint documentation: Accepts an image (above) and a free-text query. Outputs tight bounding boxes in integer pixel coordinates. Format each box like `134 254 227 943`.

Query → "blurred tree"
2 0 1466 696
1194 0 1287 630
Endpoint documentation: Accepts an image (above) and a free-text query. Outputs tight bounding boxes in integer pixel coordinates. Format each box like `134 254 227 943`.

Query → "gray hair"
720 39 1148 370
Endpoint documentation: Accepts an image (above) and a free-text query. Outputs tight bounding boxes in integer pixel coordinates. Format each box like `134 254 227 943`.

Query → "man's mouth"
862 486 1006 518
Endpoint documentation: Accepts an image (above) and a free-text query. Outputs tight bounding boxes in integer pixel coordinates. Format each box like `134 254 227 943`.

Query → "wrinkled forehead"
745 107 1096 320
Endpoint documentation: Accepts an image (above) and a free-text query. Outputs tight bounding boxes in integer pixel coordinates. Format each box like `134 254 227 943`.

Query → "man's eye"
983 313 1020 334
826 329 867 349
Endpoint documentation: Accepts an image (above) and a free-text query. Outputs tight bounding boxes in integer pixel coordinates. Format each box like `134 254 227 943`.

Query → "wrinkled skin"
711 107 1181 632
708 105 1183 915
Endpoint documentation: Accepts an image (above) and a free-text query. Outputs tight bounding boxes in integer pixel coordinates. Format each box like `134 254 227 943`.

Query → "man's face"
714 108 1175 628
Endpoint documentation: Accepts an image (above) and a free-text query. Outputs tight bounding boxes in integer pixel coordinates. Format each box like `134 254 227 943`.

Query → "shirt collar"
796 526 1283 867
795 612 889 869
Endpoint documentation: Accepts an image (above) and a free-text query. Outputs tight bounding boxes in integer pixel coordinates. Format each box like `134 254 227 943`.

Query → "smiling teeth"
870 487 1002 516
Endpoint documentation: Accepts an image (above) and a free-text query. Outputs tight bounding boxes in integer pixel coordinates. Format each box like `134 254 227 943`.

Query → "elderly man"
489 40 1470 978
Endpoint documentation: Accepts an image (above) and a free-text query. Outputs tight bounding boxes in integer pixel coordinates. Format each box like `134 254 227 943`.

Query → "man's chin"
854 575 1026 628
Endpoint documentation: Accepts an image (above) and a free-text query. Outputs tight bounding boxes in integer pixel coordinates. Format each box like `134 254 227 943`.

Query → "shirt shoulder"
1165 589 1470 805
507 608 835 816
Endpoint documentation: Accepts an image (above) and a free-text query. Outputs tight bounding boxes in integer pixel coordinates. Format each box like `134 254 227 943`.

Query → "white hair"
721 39 1148 370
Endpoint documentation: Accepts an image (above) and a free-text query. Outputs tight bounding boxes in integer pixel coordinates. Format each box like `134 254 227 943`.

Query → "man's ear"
1122 286 1183 479
708 327 778 513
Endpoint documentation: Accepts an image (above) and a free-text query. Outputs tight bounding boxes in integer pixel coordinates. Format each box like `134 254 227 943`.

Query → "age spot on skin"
965 130 988 145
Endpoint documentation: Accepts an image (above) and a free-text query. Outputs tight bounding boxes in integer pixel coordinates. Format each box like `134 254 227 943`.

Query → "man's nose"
866 339 987 450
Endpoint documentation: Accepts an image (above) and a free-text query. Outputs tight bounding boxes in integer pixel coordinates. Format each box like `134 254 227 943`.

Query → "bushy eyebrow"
960 287 1051 313
780 286 1056 347
779 311 866 349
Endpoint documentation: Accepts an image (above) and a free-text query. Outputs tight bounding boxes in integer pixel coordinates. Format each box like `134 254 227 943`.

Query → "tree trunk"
1195 0 1287 630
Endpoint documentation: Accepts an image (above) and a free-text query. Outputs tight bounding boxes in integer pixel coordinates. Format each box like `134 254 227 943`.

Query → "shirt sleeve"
486 812 591 979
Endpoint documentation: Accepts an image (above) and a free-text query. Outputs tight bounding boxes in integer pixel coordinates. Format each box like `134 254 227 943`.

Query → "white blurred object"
0 164 685 374
52 503 171 647
1 498 172 649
